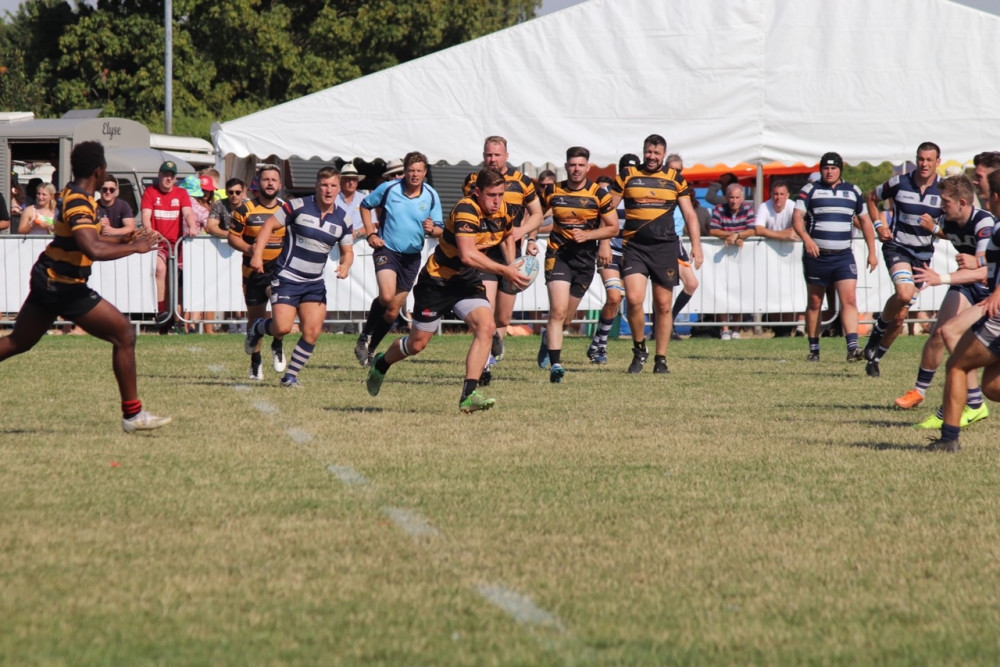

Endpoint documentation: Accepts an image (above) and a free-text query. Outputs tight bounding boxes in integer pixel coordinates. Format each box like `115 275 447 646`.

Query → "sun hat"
382 158 404 179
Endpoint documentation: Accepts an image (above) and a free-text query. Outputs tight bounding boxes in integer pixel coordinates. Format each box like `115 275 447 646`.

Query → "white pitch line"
252 400 279 415
382 507 440 539
286 427 312 444
476 584 566 632
327 465 369 487
206 364 227 373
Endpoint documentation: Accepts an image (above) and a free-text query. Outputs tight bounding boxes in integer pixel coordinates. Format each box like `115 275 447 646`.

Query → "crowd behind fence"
1 235 961 330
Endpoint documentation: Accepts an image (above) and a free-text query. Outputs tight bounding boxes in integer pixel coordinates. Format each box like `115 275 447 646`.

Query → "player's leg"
75 298 171 431
930 330 995 451
623 270 651 373
280 300 325 386
367 268 402 350
460 303 498 411
671 261 698 338
865 259 915 360
542 278 570 371
897 290 967 409
804 283 826 360
0 301 56 362
493 288 516 358
154 251 170 327
981 360 1000 402
651 282 674 369
589 264 622 363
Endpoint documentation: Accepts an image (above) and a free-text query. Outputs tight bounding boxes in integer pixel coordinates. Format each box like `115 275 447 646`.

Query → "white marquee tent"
212 0 1000 168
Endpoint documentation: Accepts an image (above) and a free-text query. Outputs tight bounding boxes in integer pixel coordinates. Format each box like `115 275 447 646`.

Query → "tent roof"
213 0 1000 167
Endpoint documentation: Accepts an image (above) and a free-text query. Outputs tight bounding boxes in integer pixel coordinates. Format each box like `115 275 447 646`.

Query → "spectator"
705 172 738 206
18 183 57 235
140 160 196 333
754 179 801 335
206 178 245 238
381 158 404 182
96 175 136 238
10 182 26 219
709 182 756 339
200 168 224 201
338 162 368 239
25 178 43 207
535 168 557 236
691 196 711 237
180 174 218 333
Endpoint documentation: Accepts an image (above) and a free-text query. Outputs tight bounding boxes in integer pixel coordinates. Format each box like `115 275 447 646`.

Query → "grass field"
2 331 1000 664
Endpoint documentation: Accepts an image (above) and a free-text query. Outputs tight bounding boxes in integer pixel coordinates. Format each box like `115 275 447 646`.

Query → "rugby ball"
507 255 540 292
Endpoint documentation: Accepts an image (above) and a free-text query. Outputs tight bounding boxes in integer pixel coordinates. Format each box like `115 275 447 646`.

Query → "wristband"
931 223 941 235
873 220 884 229
941 273 951 285
979 255 987 268
366 232 378 240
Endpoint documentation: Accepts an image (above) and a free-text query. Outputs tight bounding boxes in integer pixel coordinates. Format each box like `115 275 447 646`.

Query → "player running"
366 168 530 412
0 141 170 432
244 167 354 388
862 142 943 377
535 146 619 382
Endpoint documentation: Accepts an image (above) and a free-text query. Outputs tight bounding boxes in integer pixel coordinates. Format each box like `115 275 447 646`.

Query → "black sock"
634 339 647 352
461 378 479 400
362 298 387 337
550 349 562 365
671 291 692 319
374 354 391 374
251 351 262 365
369 312 395 351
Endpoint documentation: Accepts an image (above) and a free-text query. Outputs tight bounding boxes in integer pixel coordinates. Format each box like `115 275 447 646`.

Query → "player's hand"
876 225 892 242
913 266 940 286
804 238 820 258
506 261 532 291
984 290 1000 318
692 248 704 270
918 213 937 232
367 234 385 249
525 239 540 256
956 253 979 270
336 263 350 279
422 218 435 235
597 246 612 268
570 229 590 244
250 255 264 274
867 253 878 273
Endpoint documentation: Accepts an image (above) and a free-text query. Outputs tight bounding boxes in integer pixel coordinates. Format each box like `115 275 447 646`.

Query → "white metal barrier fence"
1 235 961 327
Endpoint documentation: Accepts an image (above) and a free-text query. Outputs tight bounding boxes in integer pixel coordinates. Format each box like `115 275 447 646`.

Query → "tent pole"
754 162 764 207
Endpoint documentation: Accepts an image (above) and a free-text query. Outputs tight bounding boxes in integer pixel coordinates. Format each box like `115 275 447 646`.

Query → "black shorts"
677 242 691 267
243 268 274 307
480 244 521 295
373 247 422 292
621 239 680 288
411 270 491 332
25 261 102 320
545 247 597 299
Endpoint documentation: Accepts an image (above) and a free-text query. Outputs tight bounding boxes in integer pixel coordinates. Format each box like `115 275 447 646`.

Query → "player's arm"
359 207 384 248
677 196 703 269
511 197 544 241
855 211 878 272
456 234 529 290
250 216 282 273
914 265 987 287
74 222 160 261
335 237 353 279
917 213 948 239
423 189 445 238
572 209 620 243
867 186 892 242
204 205 228 239
792 207 819 257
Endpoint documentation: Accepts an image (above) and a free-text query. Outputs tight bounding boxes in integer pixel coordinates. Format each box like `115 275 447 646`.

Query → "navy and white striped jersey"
942 207 995 257
875 172 942 262
982 218 1000 292
795 181 866 252
272 195 353 283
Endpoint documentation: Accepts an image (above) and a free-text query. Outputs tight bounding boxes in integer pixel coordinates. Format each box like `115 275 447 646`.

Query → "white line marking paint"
252 400 279 414
382 507 440 539
476 584 566 632
327 465 368 487
286 427 312 444
186 346 203 354
233 384 251 393
206 364 226 373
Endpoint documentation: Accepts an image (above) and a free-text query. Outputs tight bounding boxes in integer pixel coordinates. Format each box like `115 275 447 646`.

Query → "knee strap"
604 277 624 293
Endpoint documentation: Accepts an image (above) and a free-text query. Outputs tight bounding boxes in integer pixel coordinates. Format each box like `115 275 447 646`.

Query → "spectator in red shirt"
140 161 196 331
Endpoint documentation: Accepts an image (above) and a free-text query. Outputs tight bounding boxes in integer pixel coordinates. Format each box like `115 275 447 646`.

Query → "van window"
118 181 138 215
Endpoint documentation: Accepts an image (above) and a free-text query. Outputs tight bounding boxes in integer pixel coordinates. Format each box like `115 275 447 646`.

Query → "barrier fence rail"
1 235 961 330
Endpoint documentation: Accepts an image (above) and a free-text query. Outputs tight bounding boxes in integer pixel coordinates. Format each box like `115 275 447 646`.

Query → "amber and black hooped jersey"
612 166 690 245
462 168 537 227
425 197 512 282
230 198 285 278
37 183 100 284
541 180 615 255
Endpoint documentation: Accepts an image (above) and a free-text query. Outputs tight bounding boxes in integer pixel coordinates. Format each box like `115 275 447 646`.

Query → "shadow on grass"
790 402 897 411
323 405 385 414
846 440 930 452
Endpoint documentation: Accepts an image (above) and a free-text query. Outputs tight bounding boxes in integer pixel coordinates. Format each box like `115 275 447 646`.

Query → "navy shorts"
802 249 857 286
25 261 102 320
881 241 927 272
373 247 422 292
545 247 597 298
622 239 680 288
949 282 991 305
972 314 1000 357
605 250 623 274
269 278 326 308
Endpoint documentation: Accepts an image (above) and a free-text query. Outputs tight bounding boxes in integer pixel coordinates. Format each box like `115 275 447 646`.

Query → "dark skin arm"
74 223 161 260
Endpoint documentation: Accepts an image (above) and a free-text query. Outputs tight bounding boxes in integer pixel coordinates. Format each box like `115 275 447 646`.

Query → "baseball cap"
382 158 404 179
198 174 216 192
820 152 844 170
159 160 178 174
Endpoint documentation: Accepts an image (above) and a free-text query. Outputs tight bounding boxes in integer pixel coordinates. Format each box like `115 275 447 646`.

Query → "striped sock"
592 317 614 347
915 367 935 396
809 337 820 354
873 345 889 362
122 399 142 419
867 316 888 348
283 339 316 379
845 332 859 352
967 388 984 409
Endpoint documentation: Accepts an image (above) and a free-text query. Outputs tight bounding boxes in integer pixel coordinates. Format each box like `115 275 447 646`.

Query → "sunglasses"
101 187 117 193
227 189 243 195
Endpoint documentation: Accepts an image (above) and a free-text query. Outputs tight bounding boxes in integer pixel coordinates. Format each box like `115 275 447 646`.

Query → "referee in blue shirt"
355 152 443 366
